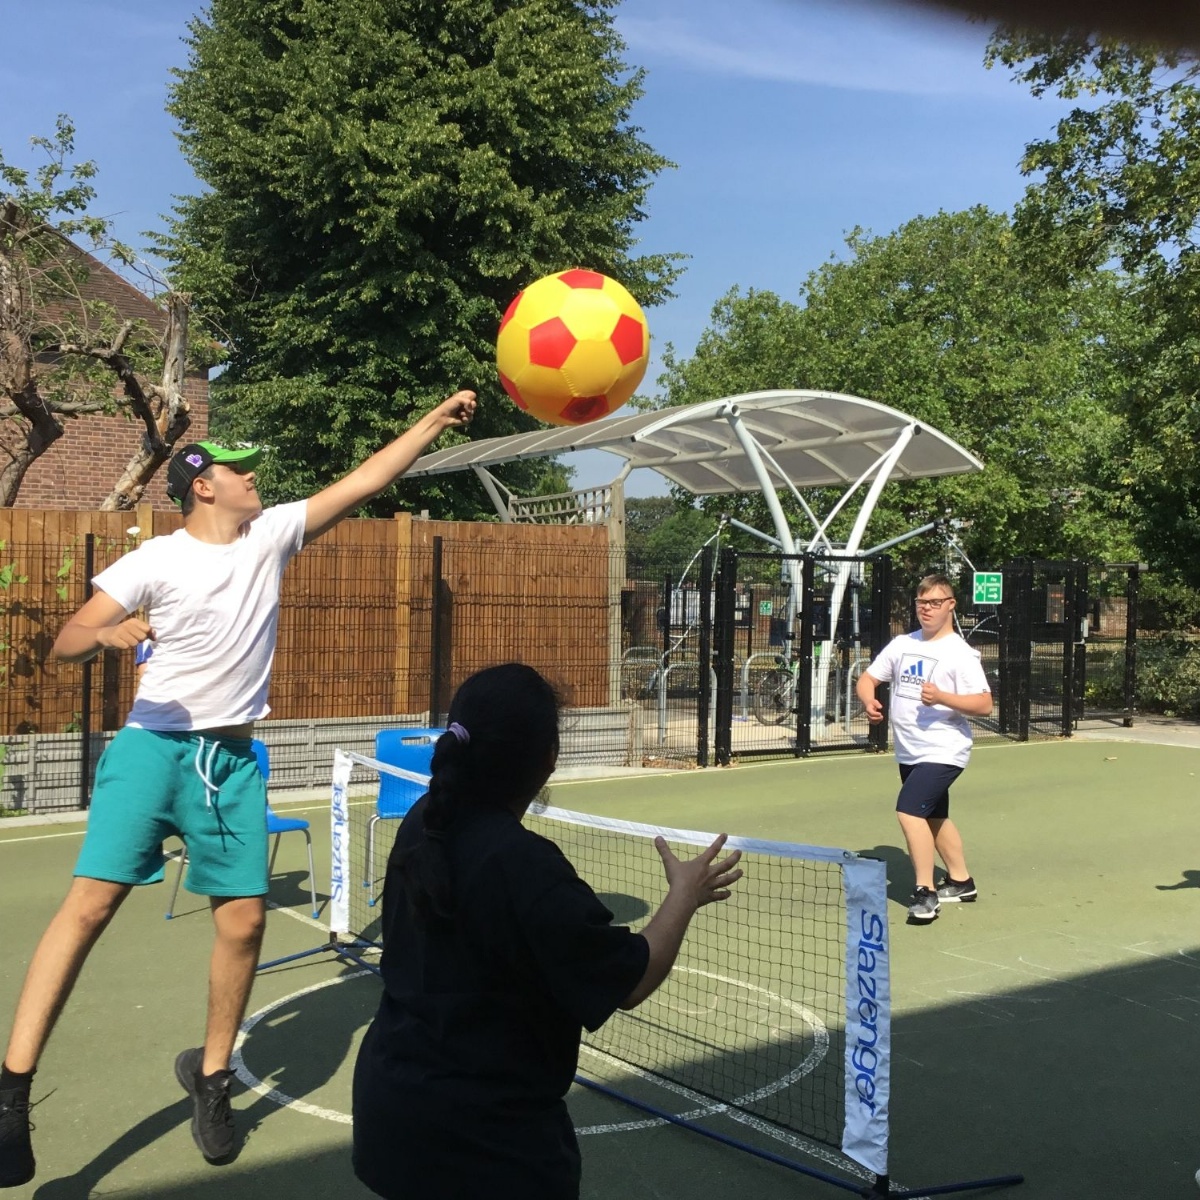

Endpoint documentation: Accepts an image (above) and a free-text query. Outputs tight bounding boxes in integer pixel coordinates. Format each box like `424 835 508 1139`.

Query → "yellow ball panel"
597 275 646 317
559 339 624 397
604 357 650 410
512 276 575 326
495 320 533 380
554 289 624 342
509 362 586 418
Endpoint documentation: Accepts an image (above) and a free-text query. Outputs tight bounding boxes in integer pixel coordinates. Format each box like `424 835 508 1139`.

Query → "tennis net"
327 749 891 1184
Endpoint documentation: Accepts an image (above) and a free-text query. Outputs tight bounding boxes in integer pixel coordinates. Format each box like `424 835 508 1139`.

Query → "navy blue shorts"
896 762 963 819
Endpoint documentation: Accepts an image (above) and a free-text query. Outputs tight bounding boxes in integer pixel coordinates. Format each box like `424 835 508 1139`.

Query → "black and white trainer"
907 886 941 923
175 1048 236 1163
936 876 978 903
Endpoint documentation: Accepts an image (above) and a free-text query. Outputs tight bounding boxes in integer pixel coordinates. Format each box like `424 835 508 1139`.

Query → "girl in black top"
352 663 742 1200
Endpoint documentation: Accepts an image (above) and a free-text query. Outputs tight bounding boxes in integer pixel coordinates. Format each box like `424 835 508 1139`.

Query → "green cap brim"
197 441 263 470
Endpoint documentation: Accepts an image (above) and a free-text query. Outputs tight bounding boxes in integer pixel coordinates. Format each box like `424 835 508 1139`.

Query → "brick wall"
14 238 214 513
15 375 210 511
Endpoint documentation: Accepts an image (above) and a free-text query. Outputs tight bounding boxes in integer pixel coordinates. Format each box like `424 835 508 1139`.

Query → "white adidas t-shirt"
93 502 308 731
865 631 991 767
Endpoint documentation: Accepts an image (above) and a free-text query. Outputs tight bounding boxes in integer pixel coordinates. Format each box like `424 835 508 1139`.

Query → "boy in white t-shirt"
855 573 993 925
0 391 476 1187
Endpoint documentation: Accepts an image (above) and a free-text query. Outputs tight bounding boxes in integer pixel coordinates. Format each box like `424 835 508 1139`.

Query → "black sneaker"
0 1086 35 1188
937 876 978 903
174 1049 236 1163
907 886 940 923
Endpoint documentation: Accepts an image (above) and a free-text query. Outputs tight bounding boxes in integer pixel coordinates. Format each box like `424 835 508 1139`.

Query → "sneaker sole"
907 908 940 923
0 1164 35 1189
938 893 978 903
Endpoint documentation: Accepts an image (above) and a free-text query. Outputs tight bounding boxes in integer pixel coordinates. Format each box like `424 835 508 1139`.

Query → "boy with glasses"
855 573 993 923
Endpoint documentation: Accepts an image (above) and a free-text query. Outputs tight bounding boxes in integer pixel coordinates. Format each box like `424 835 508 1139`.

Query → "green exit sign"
973 572 1003 605
759 600 774 616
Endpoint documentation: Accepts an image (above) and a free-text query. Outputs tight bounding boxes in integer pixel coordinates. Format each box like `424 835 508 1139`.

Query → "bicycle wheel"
753 669 794 725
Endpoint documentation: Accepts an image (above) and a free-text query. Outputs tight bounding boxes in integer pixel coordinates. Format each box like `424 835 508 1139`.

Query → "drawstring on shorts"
193 737 222 808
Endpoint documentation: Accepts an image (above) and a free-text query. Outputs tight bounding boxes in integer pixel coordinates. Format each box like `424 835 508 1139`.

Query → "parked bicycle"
752 643 873 728
753 658 797 725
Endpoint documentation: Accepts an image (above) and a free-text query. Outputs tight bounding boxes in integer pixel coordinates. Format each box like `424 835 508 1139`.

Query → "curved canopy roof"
409 389 982 495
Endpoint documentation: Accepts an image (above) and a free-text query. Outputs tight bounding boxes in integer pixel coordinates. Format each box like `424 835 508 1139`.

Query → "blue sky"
0 0 1073 498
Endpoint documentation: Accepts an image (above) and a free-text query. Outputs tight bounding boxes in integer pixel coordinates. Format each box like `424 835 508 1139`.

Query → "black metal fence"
0 522 1167 815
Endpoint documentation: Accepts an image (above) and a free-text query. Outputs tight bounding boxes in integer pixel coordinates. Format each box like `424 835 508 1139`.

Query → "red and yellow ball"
496 269 650 426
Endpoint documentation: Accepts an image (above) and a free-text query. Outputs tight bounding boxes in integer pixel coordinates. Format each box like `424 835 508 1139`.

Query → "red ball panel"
611 313 647 366
528 317 577 369
498 370 528 410
499 293 522 334
560 395 610 424
557 268 607 290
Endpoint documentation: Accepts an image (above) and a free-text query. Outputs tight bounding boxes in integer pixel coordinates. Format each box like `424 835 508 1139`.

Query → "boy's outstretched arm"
303 390 476 544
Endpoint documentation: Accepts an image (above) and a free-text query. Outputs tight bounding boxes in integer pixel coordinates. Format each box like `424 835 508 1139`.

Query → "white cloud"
616 0 1025 100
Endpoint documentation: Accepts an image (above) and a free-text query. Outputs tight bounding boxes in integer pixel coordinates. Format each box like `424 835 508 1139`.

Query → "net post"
841 853 891 1181
256 748 359 973
696 543 713 767
796 554 815 756
713 546 737 766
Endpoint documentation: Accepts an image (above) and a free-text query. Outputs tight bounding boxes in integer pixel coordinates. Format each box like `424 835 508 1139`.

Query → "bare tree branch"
101 292 192 510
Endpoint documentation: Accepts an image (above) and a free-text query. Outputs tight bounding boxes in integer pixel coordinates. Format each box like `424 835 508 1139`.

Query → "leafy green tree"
986 31 1200 589
625 498 716 577
624 496 675 556
658 207 1138 570
656 289 808 406
162 0 681 518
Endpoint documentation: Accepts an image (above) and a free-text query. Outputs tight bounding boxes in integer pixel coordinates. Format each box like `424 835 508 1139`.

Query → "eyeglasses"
915 596 953 609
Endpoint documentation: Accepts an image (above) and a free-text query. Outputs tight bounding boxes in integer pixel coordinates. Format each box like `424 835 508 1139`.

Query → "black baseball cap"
166 441 263 505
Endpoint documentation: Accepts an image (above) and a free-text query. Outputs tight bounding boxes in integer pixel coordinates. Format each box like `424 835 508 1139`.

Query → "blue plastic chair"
166 738 319 919
365 728 443 908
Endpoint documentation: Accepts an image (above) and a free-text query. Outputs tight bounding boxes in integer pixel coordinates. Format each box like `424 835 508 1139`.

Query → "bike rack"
741 651 784 720
657 658 718 746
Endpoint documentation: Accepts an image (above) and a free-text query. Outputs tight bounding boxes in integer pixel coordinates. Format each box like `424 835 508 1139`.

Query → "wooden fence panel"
0 511 614 733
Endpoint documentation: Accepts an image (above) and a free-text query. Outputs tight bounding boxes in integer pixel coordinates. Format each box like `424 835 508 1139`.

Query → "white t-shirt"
93 502 308 731
865 630 991 767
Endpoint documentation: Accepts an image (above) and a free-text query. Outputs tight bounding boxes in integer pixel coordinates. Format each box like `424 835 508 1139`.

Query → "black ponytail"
397 664 560 925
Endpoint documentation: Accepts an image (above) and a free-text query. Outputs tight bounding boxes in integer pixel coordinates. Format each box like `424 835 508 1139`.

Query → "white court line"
233 970 914 1193
231 970 371 1124
576 965 828 1133
578 1046 872 1182
0 828 86 844
265 900 328 932
234 969 825 1131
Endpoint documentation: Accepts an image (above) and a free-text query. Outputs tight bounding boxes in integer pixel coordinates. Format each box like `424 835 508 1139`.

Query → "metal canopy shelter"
411 389 984 740
410 389 983 561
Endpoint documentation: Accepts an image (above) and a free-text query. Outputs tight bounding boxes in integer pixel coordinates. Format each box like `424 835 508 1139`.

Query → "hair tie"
447 722 470 745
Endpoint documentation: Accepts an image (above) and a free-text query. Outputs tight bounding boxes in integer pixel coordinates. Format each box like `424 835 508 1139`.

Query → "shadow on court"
1156 868 1200 891
165 867 327 922
854 843 917 908
22 943 1200 1200
4 741 1200 1199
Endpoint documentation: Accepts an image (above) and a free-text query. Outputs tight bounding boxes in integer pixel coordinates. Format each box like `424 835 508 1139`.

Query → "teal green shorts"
74 727 269 897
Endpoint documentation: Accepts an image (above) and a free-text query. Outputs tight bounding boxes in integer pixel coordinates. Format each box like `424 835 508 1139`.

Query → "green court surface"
2 739 1199 1199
